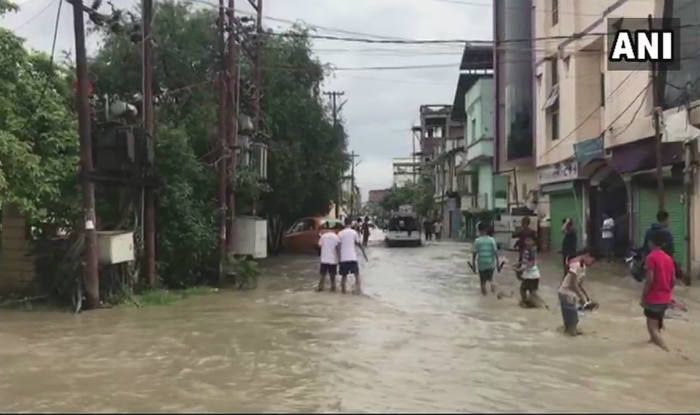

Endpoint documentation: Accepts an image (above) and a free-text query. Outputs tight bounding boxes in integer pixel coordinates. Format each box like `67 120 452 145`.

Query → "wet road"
1 233 699 412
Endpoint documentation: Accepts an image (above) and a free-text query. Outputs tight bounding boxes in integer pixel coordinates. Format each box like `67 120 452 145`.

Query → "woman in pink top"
641 231 676 352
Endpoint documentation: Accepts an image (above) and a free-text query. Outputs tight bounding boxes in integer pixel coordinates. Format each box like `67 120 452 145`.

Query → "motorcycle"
625 248 646 282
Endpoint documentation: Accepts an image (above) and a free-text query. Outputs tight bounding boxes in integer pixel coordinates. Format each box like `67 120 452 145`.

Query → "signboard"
574 136 604 166
537 159 579 185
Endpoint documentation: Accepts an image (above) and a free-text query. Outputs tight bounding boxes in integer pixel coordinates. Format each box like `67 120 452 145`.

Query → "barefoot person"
641 230 676 352
338 217 367 294
558 250 595 336
473 222 499 296
317 230 340 292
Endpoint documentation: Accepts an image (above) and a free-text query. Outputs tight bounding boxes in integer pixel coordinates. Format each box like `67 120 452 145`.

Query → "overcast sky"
2 0 492 200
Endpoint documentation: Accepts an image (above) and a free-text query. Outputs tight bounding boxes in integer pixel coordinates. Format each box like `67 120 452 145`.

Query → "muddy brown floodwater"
1 233 699 412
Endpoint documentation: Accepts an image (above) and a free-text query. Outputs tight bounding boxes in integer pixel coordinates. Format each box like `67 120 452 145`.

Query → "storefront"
538 159 584 254
610 137 688 268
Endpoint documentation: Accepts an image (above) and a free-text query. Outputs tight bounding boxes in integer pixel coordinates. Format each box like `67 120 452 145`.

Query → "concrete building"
450 44 496 239
416 105 465 239
392 157 420 187
493 0 539 215
368 189 390 205
533 0 700 278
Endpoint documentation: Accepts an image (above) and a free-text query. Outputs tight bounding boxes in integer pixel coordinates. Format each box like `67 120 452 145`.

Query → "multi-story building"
450 44 497 239
416 105 465 239
533 0 700 277
493 0 540 215
392 157 420 187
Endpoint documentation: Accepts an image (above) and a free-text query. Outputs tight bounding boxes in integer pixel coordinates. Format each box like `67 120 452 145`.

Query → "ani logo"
609 27 674 63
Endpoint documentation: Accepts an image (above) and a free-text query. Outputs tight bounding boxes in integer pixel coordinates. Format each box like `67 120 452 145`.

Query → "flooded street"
1 233 699 412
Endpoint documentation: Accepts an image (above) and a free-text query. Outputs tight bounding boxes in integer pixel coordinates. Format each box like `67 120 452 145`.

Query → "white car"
385 215 422 247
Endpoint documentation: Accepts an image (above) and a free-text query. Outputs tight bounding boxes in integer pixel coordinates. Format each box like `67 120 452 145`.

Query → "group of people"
350 216 372 247
471 214 679 351
423 219 442 241
317 217 368 294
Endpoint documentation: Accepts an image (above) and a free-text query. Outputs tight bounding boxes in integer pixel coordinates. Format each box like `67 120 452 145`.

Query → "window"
552 0 559 26
551 108 560 140
545 58 560 141
471 119 477 143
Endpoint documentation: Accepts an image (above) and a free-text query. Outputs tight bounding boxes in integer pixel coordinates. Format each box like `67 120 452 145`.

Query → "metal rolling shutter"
549 191 580 253
635 185 688 269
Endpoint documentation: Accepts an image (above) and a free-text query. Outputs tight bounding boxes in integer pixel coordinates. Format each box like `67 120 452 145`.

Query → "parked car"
385 214 421 247
281 217 344 254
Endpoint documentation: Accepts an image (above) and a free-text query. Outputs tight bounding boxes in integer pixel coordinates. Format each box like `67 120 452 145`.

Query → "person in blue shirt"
643 210 674 257
472 222 499 296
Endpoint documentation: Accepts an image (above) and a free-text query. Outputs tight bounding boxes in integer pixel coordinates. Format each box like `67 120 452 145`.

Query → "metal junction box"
97 231 135 265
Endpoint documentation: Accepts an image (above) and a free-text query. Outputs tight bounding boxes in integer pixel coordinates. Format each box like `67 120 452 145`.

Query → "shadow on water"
0 234 699 412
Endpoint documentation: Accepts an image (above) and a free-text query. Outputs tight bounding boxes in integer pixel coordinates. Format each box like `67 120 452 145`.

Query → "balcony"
465 137 494 164
460 192 492 212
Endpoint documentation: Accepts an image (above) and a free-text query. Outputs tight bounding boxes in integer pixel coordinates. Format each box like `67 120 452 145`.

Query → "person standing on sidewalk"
641 231 676 352
434 220 442 241
473 222 499 296
561 218 577 278
601 213 615 262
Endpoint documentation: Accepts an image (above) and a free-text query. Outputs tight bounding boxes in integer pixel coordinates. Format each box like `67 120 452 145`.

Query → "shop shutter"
549 191 581 253
635 185 688 269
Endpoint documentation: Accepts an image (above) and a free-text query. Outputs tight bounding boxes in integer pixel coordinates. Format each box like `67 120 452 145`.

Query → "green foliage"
155 127 218 288
0 27 79 227
223 253 259 290
381 175 435 218
90 1 346 288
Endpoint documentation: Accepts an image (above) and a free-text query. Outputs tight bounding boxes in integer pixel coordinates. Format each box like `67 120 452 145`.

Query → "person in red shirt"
641 231 676 352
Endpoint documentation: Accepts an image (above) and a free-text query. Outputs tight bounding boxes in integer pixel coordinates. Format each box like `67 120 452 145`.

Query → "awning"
610 137 684 173
543 84 559 110
541 181 575 194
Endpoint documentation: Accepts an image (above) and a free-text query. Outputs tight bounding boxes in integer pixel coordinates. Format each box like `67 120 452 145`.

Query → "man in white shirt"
338 217 367 294
317 230 340 292
602 214 615 262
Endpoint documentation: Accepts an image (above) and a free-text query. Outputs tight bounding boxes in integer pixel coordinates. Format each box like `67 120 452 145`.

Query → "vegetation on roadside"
0 0 347 306
380 175 435 217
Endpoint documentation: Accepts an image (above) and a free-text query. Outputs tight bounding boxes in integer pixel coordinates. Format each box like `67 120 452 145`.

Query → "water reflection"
0 236 698 412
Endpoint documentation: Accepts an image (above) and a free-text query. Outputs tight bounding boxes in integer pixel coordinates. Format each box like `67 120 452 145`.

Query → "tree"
380 175 435 218
89 1 347 286
0 12 79 229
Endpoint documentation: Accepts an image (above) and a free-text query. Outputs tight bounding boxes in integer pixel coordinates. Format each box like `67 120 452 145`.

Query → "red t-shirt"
644 249 675 305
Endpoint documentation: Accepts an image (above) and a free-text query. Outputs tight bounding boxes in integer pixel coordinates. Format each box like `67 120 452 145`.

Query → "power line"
539 71 641 159
11 0 55 31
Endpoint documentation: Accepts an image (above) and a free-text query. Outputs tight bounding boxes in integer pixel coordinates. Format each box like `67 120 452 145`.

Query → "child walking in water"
558 250 595 335
518 235 542 307
473 222 499 296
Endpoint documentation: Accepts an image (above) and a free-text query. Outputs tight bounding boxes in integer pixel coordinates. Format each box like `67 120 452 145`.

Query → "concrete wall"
534 0 661 170
465 78 495 145
478 163 494 209
0 205 35 294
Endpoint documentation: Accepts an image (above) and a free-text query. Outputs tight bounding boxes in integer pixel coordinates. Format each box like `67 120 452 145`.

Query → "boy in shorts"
558 250 595 336
518 235 541 307
473 222 499 296
317 230 340 292
641 230 676 351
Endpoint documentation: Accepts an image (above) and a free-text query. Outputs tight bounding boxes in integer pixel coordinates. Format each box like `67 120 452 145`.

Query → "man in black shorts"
338 218 367 294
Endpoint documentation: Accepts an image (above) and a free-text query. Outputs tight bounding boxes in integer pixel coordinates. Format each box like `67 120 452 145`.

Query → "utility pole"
324 91 345 218
69 0 99 309
217 0 229 279
252 0 263 133
142 0 156 288
225 0 239 252
649 14 665 211
348 151 359 217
